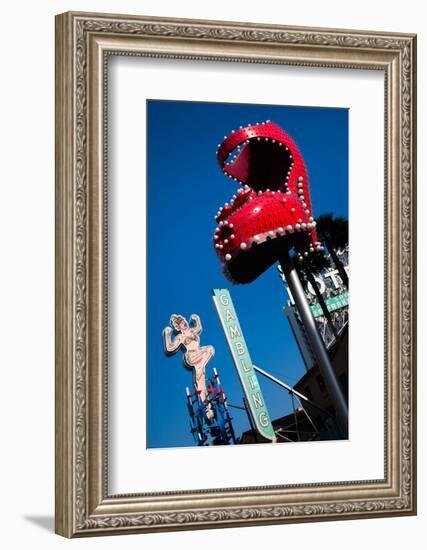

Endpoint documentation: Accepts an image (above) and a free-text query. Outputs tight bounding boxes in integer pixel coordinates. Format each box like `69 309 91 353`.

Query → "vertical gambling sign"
212 289 276 442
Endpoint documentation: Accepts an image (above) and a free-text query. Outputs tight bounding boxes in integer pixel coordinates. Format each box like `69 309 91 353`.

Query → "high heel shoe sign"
213 120 322 284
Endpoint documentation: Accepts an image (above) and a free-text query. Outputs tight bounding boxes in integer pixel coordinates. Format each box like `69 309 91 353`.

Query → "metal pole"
297 397 320 436
253 364 334 420
279 251 348 438
275 430 294 442
291 393 301 441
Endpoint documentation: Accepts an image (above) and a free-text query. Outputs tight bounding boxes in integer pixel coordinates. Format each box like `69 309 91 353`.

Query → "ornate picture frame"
55 11 416 537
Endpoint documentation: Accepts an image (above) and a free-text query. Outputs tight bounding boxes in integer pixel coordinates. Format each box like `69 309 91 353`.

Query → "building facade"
281 246 349 371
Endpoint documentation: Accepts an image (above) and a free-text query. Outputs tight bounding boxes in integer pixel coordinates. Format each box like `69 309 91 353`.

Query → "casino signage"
212 289 276 442
281 247 349 361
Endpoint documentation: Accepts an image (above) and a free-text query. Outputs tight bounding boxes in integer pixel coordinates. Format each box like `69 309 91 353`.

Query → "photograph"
148 99 349 448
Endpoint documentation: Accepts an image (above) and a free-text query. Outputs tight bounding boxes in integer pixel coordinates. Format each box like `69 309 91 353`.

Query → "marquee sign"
310 291 349 318
212 289 276 442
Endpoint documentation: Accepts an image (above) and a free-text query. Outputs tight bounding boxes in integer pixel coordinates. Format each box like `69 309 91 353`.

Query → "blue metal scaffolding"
186 368 236 446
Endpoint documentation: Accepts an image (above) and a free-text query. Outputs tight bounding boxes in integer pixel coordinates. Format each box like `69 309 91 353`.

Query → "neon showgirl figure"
163 314 214 418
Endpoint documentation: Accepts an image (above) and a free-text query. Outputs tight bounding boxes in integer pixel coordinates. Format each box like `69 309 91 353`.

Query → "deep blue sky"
147 100 348 448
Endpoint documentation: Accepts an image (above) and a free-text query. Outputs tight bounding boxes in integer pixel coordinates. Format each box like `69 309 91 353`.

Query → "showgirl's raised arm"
190 314 202 334
163 326 182 355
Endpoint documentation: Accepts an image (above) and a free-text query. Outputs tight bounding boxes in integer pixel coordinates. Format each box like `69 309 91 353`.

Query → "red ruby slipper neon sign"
213 120 322 283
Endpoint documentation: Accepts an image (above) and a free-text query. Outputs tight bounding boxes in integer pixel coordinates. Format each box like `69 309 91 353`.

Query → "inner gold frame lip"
55 11 416 537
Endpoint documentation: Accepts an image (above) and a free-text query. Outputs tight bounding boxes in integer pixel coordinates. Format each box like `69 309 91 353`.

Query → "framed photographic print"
55 11 417 537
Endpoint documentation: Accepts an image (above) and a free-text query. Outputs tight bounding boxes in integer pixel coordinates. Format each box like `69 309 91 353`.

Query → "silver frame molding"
55 11 417 537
